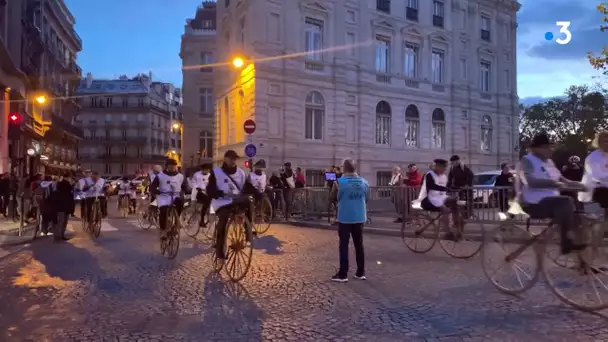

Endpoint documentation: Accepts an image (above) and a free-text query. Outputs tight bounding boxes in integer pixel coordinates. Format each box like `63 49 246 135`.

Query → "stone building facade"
215 0 520 185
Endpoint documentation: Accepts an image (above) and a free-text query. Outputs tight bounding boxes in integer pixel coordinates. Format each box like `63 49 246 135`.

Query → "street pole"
0 88 9 174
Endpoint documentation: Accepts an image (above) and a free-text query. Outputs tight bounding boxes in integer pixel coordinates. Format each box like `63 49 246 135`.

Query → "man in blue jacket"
329 158 369 282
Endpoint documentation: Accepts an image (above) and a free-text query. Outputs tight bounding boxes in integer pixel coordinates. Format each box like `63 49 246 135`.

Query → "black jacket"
51 180 75 213
562 164 583 182
448 164 474 189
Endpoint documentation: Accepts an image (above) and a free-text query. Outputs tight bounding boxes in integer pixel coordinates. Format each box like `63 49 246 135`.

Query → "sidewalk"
287 215 536 242
0 219 36 246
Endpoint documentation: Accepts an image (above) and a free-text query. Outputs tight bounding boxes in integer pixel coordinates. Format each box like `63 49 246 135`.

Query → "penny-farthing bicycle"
211 195 254 282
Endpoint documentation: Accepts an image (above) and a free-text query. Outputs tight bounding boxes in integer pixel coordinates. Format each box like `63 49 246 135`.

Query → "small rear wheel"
137 207 152 230
438 212 484 259
181 202 201 238
254 196 272 235
401 212 439 253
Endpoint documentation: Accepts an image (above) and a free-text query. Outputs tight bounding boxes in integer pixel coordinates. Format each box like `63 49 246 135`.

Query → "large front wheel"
225 215 253 282
164 208 181 260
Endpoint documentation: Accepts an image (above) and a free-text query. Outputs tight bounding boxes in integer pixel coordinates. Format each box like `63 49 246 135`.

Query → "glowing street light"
35 95 47 105
172 123 180 129
232 57 245 68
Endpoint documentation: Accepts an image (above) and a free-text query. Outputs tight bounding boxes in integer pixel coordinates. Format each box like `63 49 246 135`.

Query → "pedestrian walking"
448 155 474 217
390 166 404 223
280 162 295 220
52 173 74 241
330 158 369 283
403 163 423 220
0 173 9 217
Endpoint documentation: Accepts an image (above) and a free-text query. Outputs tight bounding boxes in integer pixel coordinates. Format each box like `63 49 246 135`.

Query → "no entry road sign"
244 144 257 158
244 119 256 134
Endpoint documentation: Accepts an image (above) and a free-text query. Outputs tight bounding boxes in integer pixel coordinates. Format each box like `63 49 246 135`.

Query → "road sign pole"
243 119 257 172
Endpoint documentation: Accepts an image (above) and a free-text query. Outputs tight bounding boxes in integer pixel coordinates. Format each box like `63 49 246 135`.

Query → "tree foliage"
589 2 608 74
519 85 608 164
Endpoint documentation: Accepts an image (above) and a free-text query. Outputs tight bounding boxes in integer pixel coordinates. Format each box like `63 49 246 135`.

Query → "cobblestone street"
0 215 606 341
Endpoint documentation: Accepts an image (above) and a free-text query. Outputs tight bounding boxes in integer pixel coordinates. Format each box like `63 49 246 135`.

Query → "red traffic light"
244 160 250 168
9 113 19 122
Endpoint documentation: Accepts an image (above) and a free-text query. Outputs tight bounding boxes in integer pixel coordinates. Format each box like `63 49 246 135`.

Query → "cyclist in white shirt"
517 133 586 254
249 159 268 197
76 170 91 218
191 163 212 227
82 171 109 222
580 130 608 210
413 159 460 240
150 159 189 238
206 150 257 263
117 175 137 214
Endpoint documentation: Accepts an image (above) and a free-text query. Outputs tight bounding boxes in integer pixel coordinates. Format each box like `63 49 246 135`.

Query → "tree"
588 2 608 74
519 85 608 164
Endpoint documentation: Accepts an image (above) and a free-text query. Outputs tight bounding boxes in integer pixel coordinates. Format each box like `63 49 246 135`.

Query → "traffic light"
9 113 20 124
244 160 250 168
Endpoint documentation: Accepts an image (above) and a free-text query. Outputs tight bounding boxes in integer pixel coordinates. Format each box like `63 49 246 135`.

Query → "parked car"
472 170 515 206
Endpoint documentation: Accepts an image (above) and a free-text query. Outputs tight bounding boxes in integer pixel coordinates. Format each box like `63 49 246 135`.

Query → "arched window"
199 130 214 158
404 105 419 147
431 108 445 149
305 91 324 140
375 101 391 145
481 115 492 151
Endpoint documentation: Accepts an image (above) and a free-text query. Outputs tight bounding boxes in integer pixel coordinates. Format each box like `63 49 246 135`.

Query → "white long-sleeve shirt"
579 149 608 202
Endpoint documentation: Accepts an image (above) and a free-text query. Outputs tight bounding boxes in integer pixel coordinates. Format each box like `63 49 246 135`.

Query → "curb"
285 221 586 245
0 225 36 247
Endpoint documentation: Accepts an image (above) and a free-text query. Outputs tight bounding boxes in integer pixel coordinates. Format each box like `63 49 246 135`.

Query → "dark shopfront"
9 112 82 177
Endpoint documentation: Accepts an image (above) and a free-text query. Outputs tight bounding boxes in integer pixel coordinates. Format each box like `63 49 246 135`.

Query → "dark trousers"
283 188 293 219
0 193 8 216
41 211 54 233
338 223 365 276
197 193 211 224
215 197 252 259
269 189 283 216
55 212 69 238
522 196 576 251
158 198 184 231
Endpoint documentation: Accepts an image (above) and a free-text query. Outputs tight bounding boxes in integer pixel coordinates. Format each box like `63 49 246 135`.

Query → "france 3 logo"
544 21 572 45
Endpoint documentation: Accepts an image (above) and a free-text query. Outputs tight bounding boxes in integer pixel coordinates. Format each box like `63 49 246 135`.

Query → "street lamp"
232 57 245 68
35 95 47 105
172 123 180 130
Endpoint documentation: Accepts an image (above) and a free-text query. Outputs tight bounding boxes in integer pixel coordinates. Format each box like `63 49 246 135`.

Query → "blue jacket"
336 174 369 224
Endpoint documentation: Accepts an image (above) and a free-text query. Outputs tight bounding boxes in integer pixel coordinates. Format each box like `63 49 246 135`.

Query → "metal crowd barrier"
287 186 539 224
